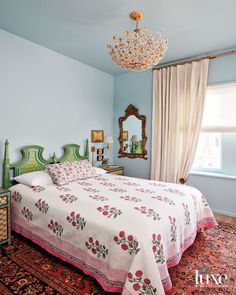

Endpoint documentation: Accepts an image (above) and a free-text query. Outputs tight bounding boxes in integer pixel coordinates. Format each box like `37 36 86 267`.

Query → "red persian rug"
0 222 235 295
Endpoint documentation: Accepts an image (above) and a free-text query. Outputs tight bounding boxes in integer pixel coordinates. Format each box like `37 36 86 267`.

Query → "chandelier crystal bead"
107 11 168 71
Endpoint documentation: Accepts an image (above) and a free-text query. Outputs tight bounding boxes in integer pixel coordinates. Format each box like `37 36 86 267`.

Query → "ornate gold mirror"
118 104 147 159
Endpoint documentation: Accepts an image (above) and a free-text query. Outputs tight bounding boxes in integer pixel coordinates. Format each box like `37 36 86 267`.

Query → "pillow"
14 171 54 187
93 167 107 175
46 160 96 185
46 162 77 186
75 160 96 179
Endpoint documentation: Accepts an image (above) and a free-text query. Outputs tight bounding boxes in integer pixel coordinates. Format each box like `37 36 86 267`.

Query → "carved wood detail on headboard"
2 139 89 189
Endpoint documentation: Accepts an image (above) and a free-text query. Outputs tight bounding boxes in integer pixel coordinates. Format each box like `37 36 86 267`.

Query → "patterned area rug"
0 222 235 295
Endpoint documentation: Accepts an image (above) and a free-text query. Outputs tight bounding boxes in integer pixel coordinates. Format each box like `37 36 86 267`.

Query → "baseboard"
212 209 236 218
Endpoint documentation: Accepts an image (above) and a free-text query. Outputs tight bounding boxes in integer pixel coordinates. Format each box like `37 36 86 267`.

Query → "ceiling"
0 0 236 75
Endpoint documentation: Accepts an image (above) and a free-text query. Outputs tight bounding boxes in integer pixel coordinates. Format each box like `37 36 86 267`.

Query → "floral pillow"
46 162 77 185
73 160 96 179
46 160 96 185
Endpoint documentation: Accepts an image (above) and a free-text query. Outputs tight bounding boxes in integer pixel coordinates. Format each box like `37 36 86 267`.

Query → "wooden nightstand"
101 165 124 175
0 188 11 246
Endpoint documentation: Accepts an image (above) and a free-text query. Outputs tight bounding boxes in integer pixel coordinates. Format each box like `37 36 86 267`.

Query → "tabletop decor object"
102 158 109 166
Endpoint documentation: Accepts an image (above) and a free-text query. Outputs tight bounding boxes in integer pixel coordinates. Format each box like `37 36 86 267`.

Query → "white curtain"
151 59 209 183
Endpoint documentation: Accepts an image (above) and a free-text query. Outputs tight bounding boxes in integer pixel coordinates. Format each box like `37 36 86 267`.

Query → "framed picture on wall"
97 155 104 161
123 131 129 141
91 130 104 143
97 148 104 155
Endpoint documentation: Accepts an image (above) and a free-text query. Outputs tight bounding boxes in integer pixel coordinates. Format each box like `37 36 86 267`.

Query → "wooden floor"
214 212 236 225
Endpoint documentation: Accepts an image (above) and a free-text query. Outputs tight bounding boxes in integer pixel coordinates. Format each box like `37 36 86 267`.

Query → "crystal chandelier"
107 11 168 71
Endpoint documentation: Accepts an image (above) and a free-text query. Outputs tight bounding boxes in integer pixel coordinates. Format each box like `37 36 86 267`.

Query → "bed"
3 140 217 295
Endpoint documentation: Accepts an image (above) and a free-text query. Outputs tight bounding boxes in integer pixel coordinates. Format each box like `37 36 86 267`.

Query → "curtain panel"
151 59 209 183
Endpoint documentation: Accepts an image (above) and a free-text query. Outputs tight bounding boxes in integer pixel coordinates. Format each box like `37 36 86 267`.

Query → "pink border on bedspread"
160 218 218 291
12 216 217 294
12 222 124 293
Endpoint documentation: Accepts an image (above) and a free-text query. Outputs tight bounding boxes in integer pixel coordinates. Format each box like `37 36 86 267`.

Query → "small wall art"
91 130 104 143
97 148 104 155
97 155 104 161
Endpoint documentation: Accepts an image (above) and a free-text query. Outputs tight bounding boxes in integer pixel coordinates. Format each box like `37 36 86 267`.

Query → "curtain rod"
153 49 236 70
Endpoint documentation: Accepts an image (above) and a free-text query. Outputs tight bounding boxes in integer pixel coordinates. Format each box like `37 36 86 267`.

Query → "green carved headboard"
2 139 89 189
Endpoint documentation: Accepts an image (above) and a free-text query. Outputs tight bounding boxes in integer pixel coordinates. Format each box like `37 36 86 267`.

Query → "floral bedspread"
10 173 217 295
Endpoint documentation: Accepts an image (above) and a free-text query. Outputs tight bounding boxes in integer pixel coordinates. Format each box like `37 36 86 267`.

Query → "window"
193 133 221 171
193 82 236 174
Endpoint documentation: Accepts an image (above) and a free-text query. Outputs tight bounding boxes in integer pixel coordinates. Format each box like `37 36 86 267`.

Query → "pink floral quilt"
10 173 217 295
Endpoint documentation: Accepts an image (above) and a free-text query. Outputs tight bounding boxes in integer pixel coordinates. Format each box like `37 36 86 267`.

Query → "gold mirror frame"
118 104 148 159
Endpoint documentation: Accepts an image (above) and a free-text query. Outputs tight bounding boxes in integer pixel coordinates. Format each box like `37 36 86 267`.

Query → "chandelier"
107 11 168 71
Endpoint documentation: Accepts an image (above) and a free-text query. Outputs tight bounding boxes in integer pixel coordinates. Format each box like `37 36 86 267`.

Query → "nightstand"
0 188 11 246
101 165 124 175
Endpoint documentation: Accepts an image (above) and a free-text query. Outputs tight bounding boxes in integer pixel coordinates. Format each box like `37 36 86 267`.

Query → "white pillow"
93 167 107 175
14 171 54 187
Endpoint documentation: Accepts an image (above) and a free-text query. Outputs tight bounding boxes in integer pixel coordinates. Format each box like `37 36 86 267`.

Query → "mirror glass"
122 115 142 154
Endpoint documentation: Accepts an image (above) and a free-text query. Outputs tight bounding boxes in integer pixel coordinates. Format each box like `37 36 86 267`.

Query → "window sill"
190 170 236 180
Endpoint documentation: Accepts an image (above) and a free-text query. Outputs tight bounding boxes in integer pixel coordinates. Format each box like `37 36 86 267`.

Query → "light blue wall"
222 133 236 175
114 70 152 179
187 174 236 216
208 53 236 84
0 29 114 185
114 53 236 216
